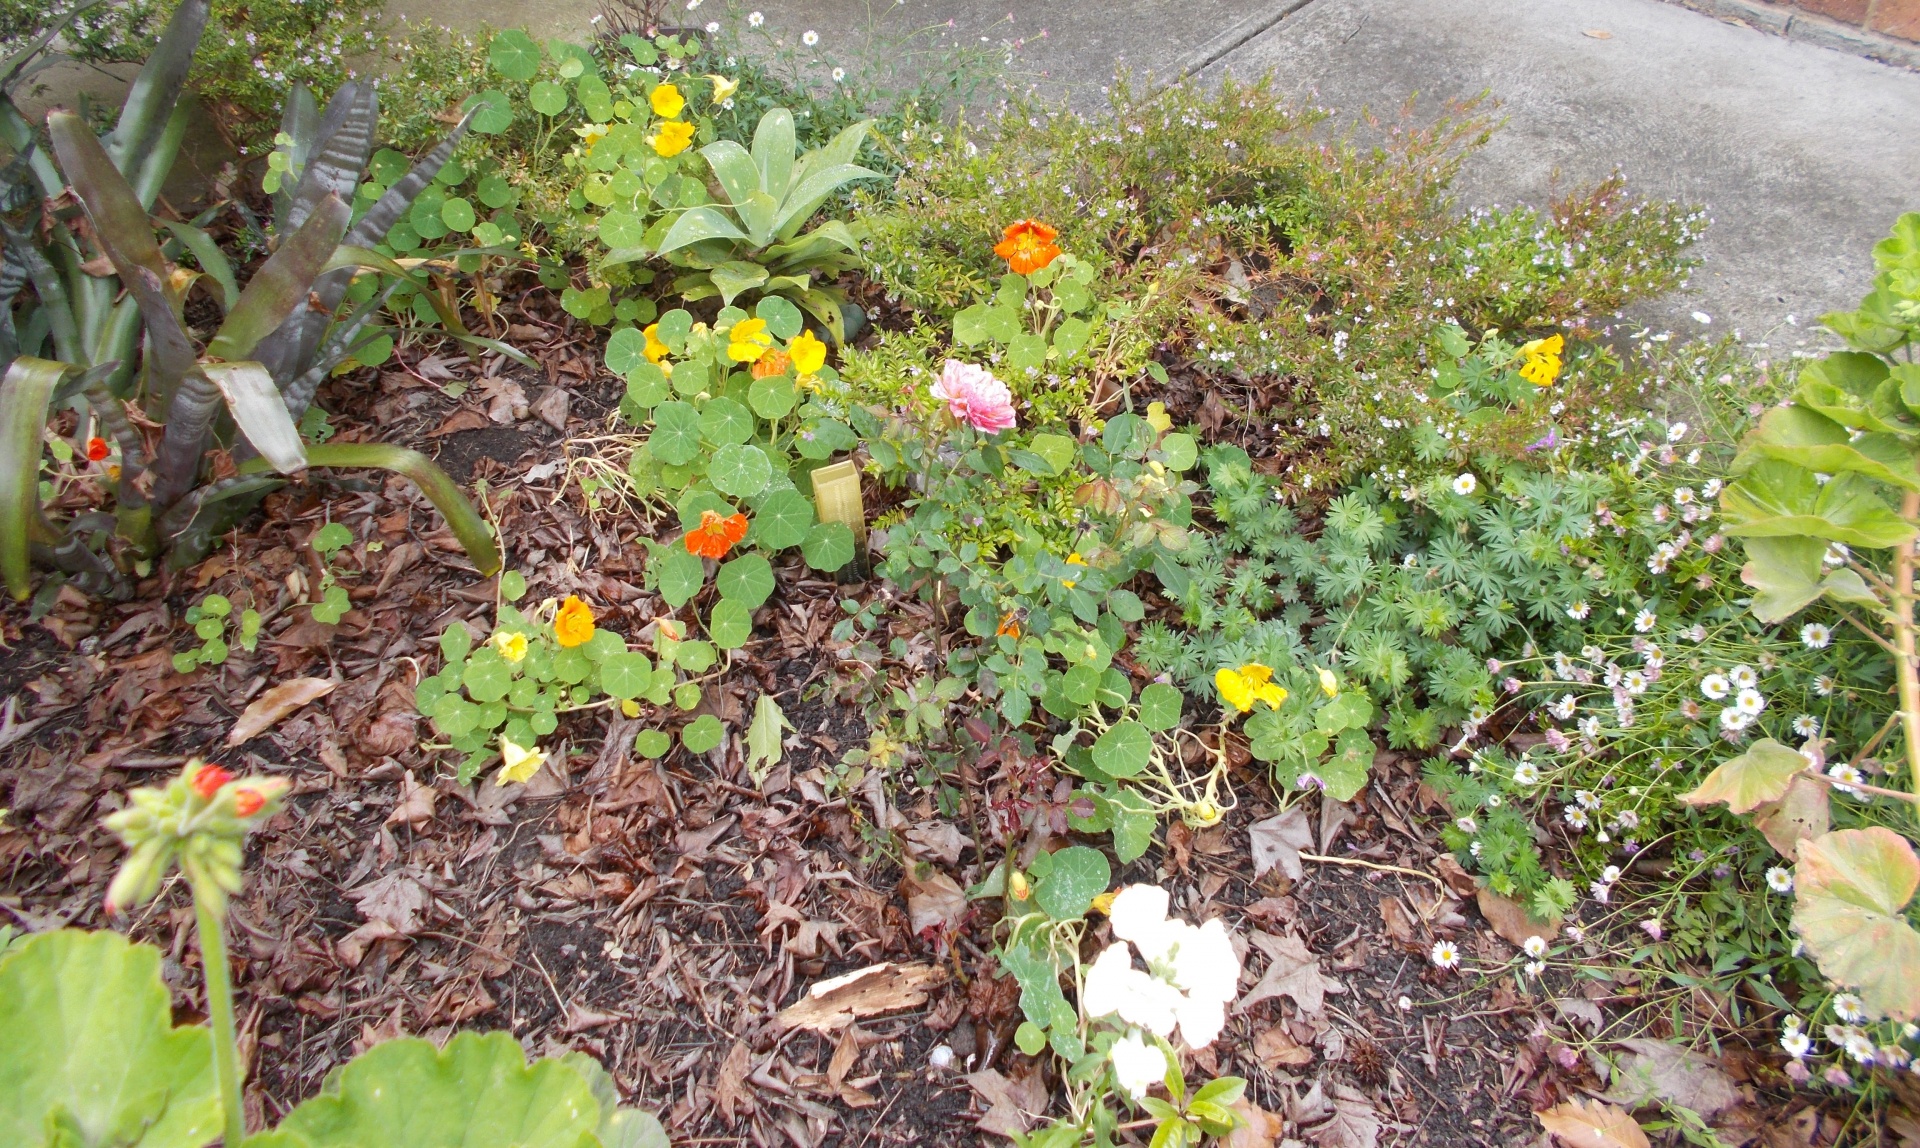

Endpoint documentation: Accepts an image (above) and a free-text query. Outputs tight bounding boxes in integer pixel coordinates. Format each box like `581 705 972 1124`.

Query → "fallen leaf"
1319 797 1356 852
1434 854 1479 898
1604 1038 1742 1118
903 867 968 937
967 1067 1049 1138
827 1027 860 1088
1379 896 1416 948
1477 887 1559 949
530 386 570 431
1555 997 1605 1032
478 377 528 423
359 710 417 757
1224 1098 1285 1148
1305 1082 1381 1148
1753 775 1830 859
1239 932 1346 1016
903 821 974 865
349 871 432 933
227 676 336 745
384 770 436 827
775 962 946 1031
428 407 489 436
1250 807 1313 880
1583 27 1613 38
1254 1023 1315 1068
1539 1098 1649 1148
712 1040 753 1123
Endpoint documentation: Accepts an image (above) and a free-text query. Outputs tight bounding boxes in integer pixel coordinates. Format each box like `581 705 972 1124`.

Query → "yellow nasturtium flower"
788 330 827 376
1518 334 1565 387
490 630 528 663
649 81 685 119
573 122 610 154
707 74 739 103
642 322 670 364
1008 870 1031 901
1062 551 1087 589
1317 666 1339 698
1216 663 1288 714
727 316 775 363
1145 401 1173 435
651 120 696 157
497 735 547 785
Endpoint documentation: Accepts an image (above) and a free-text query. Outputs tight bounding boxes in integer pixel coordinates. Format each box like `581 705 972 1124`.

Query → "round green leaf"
463 651 512 703
634 728 671 758
1158 432 1198 472
606 327 650 375
754 296 804 340
699 397 755 447
440 197 476 233
748 375 798 418
528 80 569 115
488 29 541 79
1138 682 1183 731
709 598 753 649
370 148 410 184
648 400 702 466
626 361 671 408
653 545 707 609
600 209 646 250
1092 720 1151 779
682 713 725 753
675 640 716 673
599 651 655 700
751 489 814 550
1014 1021 1047 1057
802 521 855 572
710 443 772 498
477 173 515 208
716 553 774 608
1034 845 1111 921
462 90 515 135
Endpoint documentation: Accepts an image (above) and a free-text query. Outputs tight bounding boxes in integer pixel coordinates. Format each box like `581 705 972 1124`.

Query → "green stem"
190 877 245 1148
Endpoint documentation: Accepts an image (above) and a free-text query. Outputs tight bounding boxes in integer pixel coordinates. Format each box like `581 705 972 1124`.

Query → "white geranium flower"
1082 943 1179 1037
1089 886 1242 1050
1801 623 1832 649
1700 674 1730 700
1109 1032 1169 1098
1109 885 1174 959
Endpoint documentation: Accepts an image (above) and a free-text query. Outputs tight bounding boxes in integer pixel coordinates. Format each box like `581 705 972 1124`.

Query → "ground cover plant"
8 3 1920 1146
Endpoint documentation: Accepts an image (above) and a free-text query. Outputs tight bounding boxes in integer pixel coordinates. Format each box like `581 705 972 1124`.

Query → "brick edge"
1662 0 1920 68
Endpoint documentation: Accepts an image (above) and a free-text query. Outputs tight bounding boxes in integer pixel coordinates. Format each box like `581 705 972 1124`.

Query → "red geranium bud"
190 765 233 798
232 788 264 816
86 436 110 461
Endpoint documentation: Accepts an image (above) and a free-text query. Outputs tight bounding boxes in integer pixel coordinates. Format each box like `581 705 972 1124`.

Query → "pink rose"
931 359 1017 433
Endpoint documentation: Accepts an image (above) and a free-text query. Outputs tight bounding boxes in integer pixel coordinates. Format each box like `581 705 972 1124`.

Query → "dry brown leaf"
1254 1024 1314 1069
1538 1098 1651 1148
1604 1038 1742 1118
1239 932 1346 1016
967 1068 1049 1138
227 676 335 746
775 962 946 1031
1434 854 1479 898
1250 807 1313 880
712 1040 753 1123
1477 887 1559 949
384 769 436 827
359 710 417 757
827 1027 861 1088
530 386 570 432
1753 775 1830 859
1224 1098 1284 1148
1379 896 1416 948
1305 1082 1381 1148
429 408 489 437
903 821 974 865
903 867 968 937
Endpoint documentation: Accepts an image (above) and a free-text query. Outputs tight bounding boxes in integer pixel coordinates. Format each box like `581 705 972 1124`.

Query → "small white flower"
1601 865 1622 884
1801 623 1832 649
1815 675 1836 697
748 9 764 25
706 20 719 32
831 66 846 82
1828 763 1863 795
1624 670 1648 696
1767 867 1794 893
1550 694 1578 720
1792 714 1820 738
1669 420 1691 440
1582 645 1604 663
1469 840 1483 857
1782 1030 1812 1059
1456 816 1479 833
1729 664 1759 690
1735 687 1766 716
1452 473 1478 496
1700 674 1731 700
1844 1030 1878 1064
1579 716 1602 740
1835 994 1868 1023
801 29 819 45
1633 608 1657 633
1576 790 1601 811
1486 793 1503 808
1568 601 1591 620
1523 936 1548 958
1564 807 1590 830
1565 925 1585 942
1590 880 1612 903
1430 940 1460 969
1109 1031 1169 1098
1720 708 1752 732
1513 761 1540 787
1397 995 1413 1010
1524 960 1545 977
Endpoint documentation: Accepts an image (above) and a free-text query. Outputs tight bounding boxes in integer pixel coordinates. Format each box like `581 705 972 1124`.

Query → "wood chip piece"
775 962 946 1032
227 676 336 745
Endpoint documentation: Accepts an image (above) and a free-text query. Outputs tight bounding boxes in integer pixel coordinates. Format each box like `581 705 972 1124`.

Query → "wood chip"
226 676 336 746
775 962 946 1032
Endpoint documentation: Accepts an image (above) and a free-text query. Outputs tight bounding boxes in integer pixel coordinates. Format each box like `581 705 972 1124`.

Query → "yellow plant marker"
811 459 865 537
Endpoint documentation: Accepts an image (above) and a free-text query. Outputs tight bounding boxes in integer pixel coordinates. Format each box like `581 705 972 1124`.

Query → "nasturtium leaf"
675 640 716 673
1014 1022 1047 1057
795 418 855 460
1092 720 1151 779
1138 682 1183 731
463 651 512 703
488 29 541 78
755 296 805 339
441 197 476 232
625 362 670 408
462 90 515 135
751 489 814 550
429 694 479 738
997 939 1071 1035
748 375 797 418
501 571 527 602
1106 789 1158 863
1315 691 1374 734
634 729 671 758
1157 432 1198 472
600 209 647 250
0 930 220 1148
1051 315 1092 357
1794 828 1920 1022
1007 333 1047 374
655 308 693 353
477 173 515 208
528 80 568 115
1682 738 1809 814
647 401 702 466
709 443 772 498
1024 432 1077 476
599 652 654 700
653 546 706 609
551 647 591 685
802 521 855 571
673 682 702 710
709 599 753 649
251 1032 599 1148
1034 845 1110 921
698 397 756 447
1061 664 1099 707
716 553 774 607
605 327 650 375
1318 729 1374 801
681 714 725 753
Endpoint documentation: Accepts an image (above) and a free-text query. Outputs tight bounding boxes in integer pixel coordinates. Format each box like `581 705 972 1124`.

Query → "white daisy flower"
1815 675 1836 697
1624 670 1648 695
1700 674 1731 700
1735 687 1766 716
1792 714 1820 737
1844 1031 1878 1064
1590 881 1612 903
1582 645 1605 663
1577 790 1601 811
1801 623 1832 649
748 9 764 25
831 66 845 82
1767 867 1794 893
1835 994 1867 1023
1720 708 1751 732
1513 762 1540 786
1452 473 1478 496
1828 763 1863 795
1568 601 1591 620
1633 608 1657 632
1430 940 1460 969
1601 866 1622 884
1550 694 1578 720
801 29 819 45
1782 1030 1812 1059
1564 807 1590 830
1523 935 1548 958
1456 816 1479 833
1524 960 1545 978
1579 716 1602 740
1729 664 1759 690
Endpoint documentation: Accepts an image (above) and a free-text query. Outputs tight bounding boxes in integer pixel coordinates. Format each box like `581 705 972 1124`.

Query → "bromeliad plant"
0 0 504 599
0 760 667 1148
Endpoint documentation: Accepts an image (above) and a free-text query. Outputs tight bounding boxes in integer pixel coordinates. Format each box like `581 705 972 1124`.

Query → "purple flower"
1525 428 1560 452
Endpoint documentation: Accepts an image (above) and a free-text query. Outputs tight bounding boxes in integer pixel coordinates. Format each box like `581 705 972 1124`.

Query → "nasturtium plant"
174 592 262 673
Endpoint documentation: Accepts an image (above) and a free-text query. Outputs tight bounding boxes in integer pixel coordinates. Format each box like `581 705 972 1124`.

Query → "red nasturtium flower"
232 788 265 816
191 764 233 798
685 509 749 559
86 436 110 462
994 219 1061 275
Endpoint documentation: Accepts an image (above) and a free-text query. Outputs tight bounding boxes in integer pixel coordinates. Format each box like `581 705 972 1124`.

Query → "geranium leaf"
1680 738 1807 814
1793 828 1920 1022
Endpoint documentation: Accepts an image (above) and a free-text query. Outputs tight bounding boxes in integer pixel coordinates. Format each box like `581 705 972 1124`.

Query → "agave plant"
652 108 883 343
0 0 504 600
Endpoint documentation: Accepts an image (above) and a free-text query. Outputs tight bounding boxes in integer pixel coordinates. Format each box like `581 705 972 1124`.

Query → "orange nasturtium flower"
554 596 596 648
997 611 1021 638
232 788 265 816
86 436 110 461
651 119 696 157
994 219 1061 275
685 509 749 559
751 349 791 379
